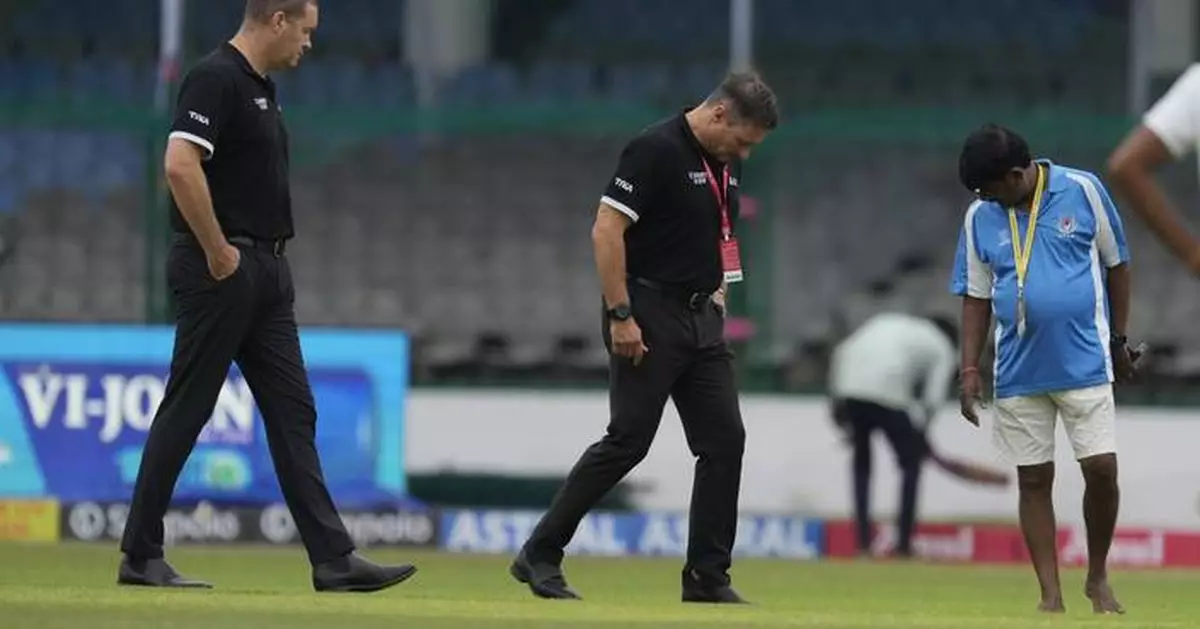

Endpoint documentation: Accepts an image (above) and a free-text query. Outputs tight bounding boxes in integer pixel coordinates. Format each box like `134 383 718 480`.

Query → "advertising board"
0 499 59 542
824 520 1200 568
439 509 824 559
0 324 408 506
60 500 439 548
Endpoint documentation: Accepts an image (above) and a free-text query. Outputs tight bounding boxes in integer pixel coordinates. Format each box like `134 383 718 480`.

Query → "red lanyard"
699 158 732 240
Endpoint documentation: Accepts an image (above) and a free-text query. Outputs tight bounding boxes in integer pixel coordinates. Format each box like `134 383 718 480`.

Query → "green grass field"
3 542 1199 628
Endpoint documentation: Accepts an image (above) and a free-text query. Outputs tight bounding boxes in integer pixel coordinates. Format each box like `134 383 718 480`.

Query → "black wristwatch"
606 304 632 321
1111 333 1128 346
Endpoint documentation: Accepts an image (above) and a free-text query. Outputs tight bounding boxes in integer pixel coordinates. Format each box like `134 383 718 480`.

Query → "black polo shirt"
599 111 743 294
167 43 294 241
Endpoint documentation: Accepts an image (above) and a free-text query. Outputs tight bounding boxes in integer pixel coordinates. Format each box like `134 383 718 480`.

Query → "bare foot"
1086 580 1126 615
1038 597 1066 613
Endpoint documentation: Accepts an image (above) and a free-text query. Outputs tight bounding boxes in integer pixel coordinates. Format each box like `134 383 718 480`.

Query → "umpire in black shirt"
511 72 779 603
117 0 415 593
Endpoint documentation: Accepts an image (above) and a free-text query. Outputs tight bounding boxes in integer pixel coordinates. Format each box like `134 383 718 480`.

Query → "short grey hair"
707 71 779 130
245 0 316 22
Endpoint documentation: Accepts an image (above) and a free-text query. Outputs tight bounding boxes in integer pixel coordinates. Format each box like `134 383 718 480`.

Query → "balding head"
244 0 317 24
236 0 318 72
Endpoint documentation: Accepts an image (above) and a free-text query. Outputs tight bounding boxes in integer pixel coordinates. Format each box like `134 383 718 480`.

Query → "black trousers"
120 236 355 566
524 279 746 586
836 398 927 556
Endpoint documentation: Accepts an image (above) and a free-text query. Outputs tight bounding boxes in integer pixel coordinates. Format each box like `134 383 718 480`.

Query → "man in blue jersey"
950 125 1137 615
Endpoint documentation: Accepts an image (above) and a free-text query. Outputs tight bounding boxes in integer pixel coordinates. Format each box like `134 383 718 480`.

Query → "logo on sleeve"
188 111 210 126
613 177 634 194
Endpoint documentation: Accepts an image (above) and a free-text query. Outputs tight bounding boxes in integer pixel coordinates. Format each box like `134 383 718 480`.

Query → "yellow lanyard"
1006 164 1047 292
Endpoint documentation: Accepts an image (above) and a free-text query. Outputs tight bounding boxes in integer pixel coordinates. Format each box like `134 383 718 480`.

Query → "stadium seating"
0 0 1129 113
3 128 1192 373
8 0 1187 385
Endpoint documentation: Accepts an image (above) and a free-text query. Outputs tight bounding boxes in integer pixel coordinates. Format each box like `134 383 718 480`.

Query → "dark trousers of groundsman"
120 236 355 565
525 279 746 584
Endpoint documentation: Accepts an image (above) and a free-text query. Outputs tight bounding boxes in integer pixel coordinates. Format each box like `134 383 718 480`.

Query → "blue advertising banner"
439 510 824 559
0 324 408 506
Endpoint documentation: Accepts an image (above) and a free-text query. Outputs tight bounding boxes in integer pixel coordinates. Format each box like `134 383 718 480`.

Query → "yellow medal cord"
1007 164 1046 336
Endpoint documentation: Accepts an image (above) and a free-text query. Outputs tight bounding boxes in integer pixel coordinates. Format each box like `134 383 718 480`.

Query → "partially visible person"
1108 64 1200 275
510 72 779 604
951 124 1135 615
828 312 957 559
118 0 415 592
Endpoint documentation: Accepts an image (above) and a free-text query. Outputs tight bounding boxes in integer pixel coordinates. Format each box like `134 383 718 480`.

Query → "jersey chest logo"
1058 215 1076 237
685 171 738 189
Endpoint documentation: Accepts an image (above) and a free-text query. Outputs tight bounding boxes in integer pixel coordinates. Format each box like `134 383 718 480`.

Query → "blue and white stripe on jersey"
950 160 1130 399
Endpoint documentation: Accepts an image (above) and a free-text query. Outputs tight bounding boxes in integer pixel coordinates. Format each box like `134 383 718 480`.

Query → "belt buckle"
271 240 283 257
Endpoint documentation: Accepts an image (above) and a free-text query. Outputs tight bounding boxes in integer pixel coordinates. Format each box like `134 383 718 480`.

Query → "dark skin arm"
1107 126 1200 273
959 296 991 426
1106 263 1130 339
1106 263 1138 381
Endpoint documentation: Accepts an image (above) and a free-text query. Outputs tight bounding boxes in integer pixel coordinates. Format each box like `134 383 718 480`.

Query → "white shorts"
992 383 1117 467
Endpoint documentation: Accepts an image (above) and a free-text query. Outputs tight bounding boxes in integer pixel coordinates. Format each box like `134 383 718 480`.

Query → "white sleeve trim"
168 131 214 160
1143 64 1200 159
1066 172 1122 268
962 200 992 299
600 196 639 222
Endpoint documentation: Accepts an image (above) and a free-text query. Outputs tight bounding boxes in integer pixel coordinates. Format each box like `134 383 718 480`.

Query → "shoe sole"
315 565 418 593
117 578 214 589
509 560 581 600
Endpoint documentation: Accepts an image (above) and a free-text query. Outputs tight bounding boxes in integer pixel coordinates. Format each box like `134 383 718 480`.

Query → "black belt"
228 235 287 257
173 232 288 257
630 276 712 311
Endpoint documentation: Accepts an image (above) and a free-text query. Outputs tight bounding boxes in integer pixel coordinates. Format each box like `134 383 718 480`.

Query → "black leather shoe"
117 557 213 589
682 585 749 604
509 551 581 600
682 570 749 604
312 552 417 593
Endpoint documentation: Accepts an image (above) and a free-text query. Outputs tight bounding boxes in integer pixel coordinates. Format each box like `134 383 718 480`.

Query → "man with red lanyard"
509 72 778 604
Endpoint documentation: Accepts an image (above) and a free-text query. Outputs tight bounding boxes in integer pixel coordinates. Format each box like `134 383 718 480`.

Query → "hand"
610 319 649 366
959 367 984 427
1111 338 1139 383
206 243 241 282
712 287 727 317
